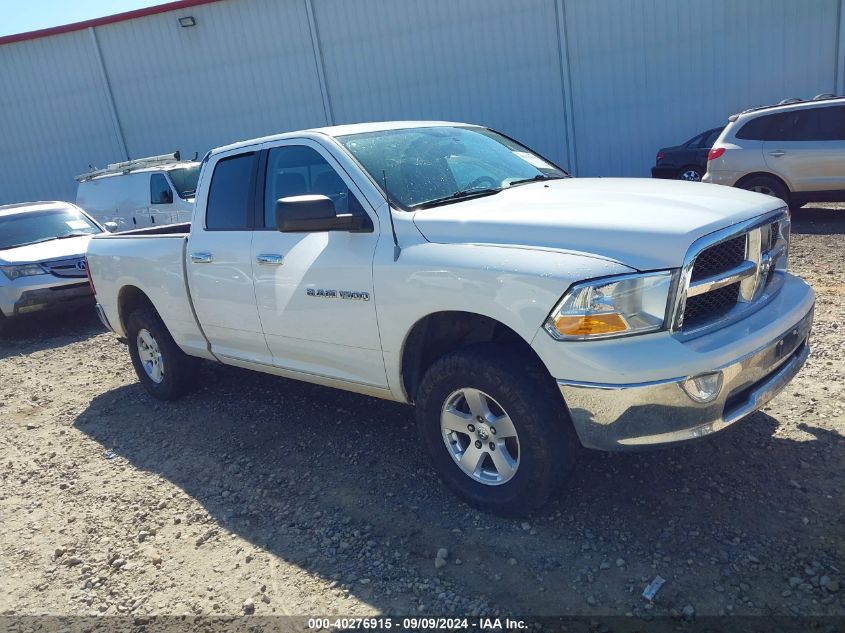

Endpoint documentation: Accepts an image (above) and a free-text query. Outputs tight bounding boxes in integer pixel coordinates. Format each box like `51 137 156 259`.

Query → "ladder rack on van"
75 152 186 182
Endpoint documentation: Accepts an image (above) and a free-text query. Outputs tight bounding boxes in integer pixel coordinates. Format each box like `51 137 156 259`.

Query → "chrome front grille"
689 234 746 282
673 209 790 337
41 256 88 278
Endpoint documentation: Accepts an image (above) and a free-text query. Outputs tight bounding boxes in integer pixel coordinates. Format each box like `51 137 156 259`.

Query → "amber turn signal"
553 313 629 336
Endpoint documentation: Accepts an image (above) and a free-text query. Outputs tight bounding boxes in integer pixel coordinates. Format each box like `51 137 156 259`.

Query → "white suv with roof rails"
704 95 845 209
75 152 201 230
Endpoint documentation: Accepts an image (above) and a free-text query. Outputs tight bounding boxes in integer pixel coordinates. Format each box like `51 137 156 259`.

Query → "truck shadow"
0 307 104 360
74 362 844 617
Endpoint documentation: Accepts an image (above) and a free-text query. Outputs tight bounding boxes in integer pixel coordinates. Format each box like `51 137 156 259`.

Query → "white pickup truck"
87 121 814 515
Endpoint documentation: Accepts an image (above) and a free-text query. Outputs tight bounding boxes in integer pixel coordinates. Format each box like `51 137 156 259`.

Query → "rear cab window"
205 153 257 230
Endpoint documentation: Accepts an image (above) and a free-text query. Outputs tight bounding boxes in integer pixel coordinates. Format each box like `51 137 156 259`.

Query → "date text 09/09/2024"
307 617 528 630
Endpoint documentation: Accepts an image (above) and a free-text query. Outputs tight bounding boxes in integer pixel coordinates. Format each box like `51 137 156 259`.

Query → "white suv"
704 96 845 209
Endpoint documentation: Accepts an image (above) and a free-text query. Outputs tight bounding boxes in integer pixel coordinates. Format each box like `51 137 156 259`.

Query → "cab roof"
212 121 478 156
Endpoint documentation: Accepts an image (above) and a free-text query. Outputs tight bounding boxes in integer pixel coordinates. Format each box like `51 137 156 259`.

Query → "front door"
186 150 272 364
149 172 177 225
250 140 386 387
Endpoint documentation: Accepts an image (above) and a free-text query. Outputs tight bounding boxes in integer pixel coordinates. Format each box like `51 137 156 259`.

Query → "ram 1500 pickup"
87 121 814 515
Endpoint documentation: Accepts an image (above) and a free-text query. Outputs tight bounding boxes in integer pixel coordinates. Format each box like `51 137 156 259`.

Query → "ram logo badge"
307 288 370 301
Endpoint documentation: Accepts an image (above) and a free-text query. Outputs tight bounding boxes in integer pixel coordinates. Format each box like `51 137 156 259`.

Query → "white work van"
75 153 200 230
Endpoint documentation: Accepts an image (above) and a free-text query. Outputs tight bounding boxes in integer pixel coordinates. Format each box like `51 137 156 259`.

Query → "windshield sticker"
514 151 553 170
65 219 89 230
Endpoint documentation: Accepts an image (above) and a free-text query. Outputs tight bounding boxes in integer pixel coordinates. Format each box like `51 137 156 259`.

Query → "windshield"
0 207 101 250
167 165 201 199
338 126 567 209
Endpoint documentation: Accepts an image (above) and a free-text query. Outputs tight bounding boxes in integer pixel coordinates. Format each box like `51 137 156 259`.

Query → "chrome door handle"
190 252 213 264
768 150 786 157
256 254 284 265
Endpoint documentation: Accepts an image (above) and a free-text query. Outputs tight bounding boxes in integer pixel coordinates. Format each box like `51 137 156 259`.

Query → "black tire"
126 307 197 400
0 312 7 339
738 175 791 207
677 166 704 182
415 344 577 516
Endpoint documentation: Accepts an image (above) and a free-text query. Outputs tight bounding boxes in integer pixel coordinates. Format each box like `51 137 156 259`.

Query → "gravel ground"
0 204 842 624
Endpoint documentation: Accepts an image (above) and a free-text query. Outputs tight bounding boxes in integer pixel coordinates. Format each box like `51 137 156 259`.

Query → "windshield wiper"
415 188 502 210
56 232 91 240
507 174 566 187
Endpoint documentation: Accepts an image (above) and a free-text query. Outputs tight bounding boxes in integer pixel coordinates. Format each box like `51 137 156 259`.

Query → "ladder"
75 152 188 182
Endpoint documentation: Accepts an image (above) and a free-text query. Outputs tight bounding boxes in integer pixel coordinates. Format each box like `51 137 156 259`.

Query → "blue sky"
0 0 168 37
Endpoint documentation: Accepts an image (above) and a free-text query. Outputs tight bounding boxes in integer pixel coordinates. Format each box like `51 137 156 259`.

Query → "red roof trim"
0 0 222 46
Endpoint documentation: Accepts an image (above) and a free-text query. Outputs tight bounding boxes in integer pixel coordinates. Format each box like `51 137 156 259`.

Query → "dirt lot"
1 205 843 626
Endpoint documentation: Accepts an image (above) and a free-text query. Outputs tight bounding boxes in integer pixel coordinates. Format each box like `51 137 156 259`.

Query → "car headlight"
0 263 47 280
545 271 675 340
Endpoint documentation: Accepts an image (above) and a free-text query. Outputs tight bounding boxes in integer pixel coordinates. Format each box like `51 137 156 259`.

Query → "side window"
206 153 256 230
150 173 173 205
736 114 776 140
807 106 845 141
264 145 365 228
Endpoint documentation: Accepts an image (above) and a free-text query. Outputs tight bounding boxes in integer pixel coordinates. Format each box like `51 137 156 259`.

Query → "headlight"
0 263 47 280
545 271 675 340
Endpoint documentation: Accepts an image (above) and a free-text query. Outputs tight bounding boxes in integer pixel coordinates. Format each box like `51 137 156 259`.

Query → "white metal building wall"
565 0 842 176
0 0 842 204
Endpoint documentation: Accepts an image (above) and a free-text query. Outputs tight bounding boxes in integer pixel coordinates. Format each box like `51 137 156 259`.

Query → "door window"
150 173 173 204
206 153 256 230
738 107 845 142
263 145 364 228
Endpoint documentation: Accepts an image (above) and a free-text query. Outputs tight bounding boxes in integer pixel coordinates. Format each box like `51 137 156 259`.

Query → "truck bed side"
86 231 213 360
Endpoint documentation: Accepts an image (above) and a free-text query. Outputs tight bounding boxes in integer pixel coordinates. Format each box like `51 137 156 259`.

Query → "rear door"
763 105 845 193
186 150 272 364
250 140 386 387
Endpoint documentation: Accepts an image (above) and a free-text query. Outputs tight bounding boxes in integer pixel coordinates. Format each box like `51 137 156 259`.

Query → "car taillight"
656 151 665 162
708 147 726 161
84 257 96 295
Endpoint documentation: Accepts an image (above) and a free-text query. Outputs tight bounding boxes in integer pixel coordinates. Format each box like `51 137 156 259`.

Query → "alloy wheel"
440 388 520 485
137 328 165 384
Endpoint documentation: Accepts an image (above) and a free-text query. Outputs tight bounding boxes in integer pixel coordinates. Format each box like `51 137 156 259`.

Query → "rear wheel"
739 175 791 207
415 344 577 516
126 307 197 399
678 166 704 182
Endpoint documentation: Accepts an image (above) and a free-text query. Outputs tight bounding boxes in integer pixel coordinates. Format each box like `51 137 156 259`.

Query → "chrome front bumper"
558 305 813 450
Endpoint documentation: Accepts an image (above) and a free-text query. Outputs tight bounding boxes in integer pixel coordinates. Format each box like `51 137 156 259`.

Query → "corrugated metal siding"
0 0 842 203
94 0 327 159
565 0 840 176
0 30 124 202
312 0 569 165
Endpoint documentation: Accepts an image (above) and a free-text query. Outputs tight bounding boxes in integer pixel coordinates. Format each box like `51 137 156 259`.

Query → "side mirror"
103 221 119 233
275 194 368 233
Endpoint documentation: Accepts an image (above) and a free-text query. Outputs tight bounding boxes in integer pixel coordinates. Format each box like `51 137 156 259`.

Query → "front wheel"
415 345 577 516
126 307 197 400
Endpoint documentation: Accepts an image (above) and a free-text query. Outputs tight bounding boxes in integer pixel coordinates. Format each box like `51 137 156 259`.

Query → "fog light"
681 371 723 403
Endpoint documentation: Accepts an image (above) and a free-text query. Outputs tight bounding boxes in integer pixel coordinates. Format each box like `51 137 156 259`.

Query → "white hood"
412 178 783 270
0 235 93 264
